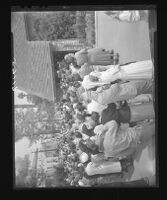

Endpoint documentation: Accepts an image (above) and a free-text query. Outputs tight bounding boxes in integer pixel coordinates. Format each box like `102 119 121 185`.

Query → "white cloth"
82 60 153 90
85 161 122 176
120 60 153 80
79 152 89 163
127 94 153 105
70 64 80 74
87 100 107 115
90 65 120 83
82 75 106 90
119 11 140 22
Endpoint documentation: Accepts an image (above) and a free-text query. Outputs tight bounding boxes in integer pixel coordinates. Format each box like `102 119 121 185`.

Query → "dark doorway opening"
52 50 77 81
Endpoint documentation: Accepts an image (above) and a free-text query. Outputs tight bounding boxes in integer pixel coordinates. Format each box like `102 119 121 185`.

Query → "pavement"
95 11 151 64
95 10 156 185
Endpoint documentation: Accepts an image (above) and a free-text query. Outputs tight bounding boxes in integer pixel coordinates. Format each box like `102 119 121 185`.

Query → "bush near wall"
85 12 95 47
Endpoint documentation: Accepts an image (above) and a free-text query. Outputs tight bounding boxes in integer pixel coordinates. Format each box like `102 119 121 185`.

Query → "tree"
15 155 30 187
15 94 62 143
32 12 77 41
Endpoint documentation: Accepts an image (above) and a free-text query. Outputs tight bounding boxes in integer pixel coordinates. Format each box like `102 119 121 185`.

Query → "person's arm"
75 48 87 57
91 153 108 163
128 94 152 104
96 65 116 72
119 123 129 131
94 83 121 105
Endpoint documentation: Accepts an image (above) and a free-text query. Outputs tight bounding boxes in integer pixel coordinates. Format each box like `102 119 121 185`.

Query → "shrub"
84 12 95 46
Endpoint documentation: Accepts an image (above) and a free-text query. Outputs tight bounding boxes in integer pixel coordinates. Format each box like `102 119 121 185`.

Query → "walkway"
95 11 151 64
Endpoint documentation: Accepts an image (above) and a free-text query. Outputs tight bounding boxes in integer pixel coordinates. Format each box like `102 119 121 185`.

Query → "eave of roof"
12 12 56 102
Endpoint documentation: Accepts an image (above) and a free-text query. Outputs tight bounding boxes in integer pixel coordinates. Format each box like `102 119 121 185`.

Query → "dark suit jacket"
101 102 131 125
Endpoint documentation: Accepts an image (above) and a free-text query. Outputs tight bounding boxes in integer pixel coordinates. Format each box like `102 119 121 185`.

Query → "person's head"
72 62 81 70
91 112 100 123
85 115 97 128
89 75 99 82
79 140 99 155
61 99 67 103
74 131 83 139
75 102 86 112
76 113 86 122
79 140 91 155
64 53 75 64
79 152 89 164
85 139 98 152
74 81 81 88
72 74 82 82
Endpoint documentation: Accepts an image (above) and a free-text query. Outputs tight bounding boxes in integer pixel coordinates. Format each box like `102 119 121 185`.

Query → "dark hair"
74 132 83 138
85 113 92 118
74 82 81 88
82 124 95 137
91 112 100 123
72 62 81 69
61 99 67 103
75 102 86 112
79 141 91 155
79 140 99 155
76 113 86 122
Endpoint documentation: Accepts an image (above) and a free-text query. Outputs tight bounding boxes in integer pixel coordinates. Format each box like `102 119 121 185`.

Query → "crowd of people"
54 47 155 187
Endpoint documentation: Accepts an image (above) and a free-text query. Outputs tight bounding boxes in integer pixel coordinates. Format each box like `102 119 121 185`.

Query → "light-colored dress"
78 63 111 79
87 100 108 115
85 82 136 105
85 160 122 176
83 60 153 90
75 48 114 66
78 63 95 79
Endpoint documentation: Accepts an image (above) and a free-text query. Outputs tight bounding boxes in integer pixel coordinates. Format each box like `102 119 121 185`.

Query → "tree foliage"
32 12 77 40
28 11 95 46
15 155 30 187
15 94 60 143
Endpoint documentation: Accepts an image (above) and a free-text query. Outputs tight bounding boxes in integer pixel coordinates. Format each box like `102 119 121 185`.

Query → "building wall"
51 39 85 51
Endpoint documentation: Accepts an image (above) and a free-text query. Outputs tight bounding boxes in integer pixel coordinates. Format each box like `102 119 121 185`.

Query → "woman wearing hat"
84 79 153 105
77 62 119 80
64 48 117 67
82 60 153 90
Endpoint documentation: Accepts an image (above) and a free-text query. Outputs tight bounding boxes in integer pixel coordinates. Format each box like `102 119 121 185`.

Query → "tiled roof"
11 12 56 101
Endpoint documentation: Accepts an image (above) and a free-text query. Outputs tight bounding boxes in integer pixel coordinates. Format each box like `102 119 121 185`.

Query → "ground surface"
95 11 151 64
95 11 155 183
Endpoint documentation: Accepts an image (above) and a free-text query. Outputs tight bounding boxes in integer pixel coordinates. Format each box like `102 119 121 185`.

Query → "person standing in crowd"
80 119 155 161
84 79 153 105
64 48 119 66
82 60 153 90
90 101 154 126
76 63 119 80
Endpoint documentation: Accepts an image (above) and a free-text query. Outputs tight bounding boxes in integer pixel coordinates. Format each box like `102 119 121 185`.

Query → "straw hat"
79 152 89 163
